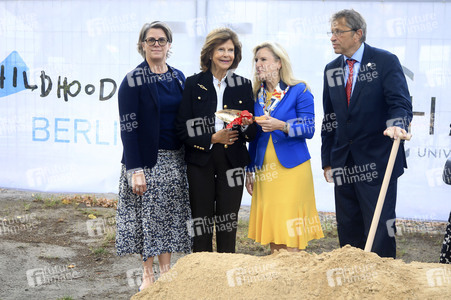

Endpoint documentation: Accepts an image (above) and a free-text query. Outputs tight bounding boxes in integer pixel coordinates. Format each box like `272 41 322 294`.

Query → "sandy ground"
0 188 448 300
0 188 183 300
0 188 252 300
133 247 451 300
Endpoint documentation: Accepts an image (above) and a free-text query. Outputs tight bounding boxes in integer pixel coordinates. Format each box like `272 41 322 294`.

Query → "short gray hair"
137 21 173 59
331 9 366 43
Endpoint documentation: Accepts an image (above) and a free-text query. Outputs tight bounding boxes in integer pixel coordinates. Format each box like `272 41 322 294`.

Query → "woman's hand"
323 166 333 183
255 115 285 132
242 117 254 126
245 172 254 196
132 172 147 196
211 129 239 145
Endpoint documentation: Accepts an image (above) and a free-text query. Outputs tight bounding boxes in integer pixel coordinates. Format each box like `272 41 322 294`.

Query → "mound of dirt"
132 245 451 300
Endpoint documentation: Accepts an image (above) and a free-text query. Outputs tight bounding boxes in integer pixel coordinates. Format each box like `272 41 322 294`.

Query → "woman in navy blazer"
176 28 256 253
245 42 323 253
116 21 191 291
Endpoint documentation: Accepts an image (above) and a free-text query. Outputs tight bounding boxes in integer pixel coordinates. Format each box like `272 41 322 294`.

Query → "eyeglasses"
327 30 355 37
144 37 169 46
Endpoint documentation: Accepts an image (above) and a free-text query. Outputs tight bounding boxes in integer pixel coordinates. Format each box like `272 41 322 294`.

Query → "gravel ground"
0 188 448 300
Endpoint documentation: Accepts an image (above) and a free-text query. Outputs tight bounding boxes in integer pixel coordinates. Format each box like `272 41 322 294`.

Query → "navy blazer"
321 43 413 181
248 82 315 171
118 60 185 171
175 70 257 168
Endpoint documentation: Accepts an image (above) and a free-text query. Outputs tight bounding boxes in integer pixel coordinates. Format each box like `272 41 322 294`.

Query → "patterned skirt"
115 148 192 261
440 212 451 264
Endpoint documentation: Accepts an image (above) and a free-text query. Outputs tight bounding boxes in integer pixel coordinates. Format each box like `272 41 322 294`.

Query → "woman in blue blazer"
116 21 191 291
245 42 323 253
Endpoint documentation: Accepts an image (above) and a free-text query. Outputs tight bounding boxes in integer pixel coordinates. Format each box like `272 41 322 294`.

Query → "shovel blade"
215 109 243 123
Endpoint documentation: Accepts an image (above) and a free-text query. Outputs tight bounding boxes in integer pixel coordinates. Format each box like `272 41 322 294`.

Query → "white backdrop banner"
0 0 449 220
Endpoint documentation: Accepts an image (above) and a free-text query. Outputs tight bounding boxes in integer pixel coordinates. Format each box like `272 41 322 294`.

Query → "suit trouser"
334 154 398 258
187 144 244 253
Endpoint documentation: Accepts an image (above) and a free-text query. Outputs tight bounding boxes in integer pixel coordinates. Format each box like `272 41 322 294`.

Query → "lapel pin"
197 84 208 91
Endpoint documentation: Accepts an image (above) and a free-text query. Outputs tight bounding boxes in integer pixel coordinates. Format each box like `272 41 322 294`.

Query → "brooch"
197 84 208 91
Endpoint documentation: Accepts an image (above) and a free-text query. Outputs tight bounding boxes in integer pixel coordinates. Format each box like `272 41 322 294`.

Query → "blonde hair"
252 41 309 96
200 28 242 72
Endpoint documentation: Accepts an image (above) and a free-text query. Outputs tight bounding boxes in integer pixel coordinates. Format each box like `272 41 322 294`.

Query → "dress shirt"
213 73 227 132
343 43 365 96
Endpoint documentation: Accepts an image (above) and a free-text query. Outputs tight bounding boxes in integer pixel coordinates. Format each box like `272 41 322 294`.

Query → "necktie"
346 59 356 106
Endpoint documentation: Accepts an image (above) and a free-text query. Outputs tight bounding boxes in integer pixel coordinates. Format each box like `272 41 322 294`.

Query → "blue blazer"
321 43 412 180
248 81 315 171
118 60 185 171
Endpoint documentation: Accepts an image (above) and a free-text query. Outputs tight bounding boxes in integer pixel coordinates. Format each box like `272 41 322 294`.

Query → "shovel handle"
253 116 268 121
364 138 401 252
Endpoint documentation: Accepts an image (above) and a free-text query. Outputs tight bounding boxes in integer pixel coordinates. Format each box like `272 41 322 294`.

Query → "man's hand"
384 126 408 140
323 166 333 183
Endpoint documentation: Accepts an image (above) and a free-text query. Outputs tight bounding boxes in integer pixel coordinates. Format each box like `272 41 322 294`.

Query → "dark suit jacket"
175 70 257 168
118 60 185 171
321 43 413 181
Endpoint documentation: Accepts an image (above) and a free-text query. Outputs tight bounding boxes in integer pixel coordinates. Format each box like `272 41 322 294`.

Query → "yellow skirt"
248 136 324 249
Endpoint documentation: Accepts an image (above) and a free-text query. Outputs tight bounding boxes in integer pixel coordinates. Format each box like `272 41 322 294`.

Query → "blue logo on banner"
0 51 29 97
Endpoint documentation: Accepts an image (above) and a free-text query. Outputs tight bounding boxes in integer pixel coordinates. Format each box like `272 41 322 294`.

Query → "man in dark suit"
321 9 412 258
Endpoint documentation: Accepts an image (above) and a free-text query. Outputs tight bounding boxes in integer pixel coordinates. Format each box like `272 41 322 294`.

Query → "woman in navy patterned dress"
116 21 191 291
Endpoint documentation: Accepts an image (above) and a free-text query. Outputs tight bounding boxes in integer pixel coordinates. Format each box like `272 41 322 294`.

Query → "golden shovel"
215 109 267 125
215 109 244 124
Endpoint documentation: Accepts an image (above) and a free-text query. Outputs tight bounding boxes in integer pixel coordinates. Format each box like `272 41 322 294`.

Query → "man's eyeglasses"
327 30 356 37
144 37 169 46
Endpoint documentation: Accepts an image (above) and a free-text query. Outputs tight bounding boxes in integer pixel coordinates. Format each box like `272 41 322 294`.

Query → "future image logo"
226 263 278 287
285 15 329 37
286 216 322 237
426 267 451 287
86 14 138 37
86 217 116 237
226 167 245 187
329 163 378 186
326 264 377 287
186 17 208 37
326 63 378 88
386 14 438 37
386 216 439 238
326 67 345 87
26 265 81 287
186 117 215 138
186 213 237 238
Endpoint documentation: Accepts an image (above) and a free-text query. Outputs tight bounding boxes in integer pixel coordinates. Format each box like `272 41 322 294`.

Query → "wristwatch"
126 168 144 186
283 122 289 133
